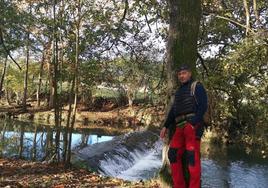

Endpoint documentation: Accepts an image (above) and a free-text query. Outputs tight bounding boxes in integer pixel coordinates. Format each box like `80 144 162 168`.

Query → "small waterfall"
115 140 162 181
73 130 163 181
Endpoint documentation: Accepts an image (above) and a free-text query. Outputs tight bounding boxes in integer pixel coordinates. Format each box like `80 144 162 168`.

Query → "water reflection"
201 142 268 188
1 119 268 187
202 158 268 188
0 119 113 160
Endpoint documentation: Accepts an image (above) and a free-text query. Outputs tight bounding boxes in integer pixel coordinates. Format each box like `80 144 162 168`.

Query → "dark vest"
173 80 196 116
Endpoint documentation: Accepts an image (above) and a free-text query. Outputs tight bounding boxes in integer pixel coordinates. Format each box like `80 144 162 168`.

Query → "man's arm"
189 83 208 125
160 106 175 139
163 106 175 128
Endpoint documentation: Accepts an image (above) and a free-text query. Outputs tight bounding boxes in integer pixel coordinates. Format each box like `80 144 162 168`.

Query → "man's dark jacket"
164 79 208 131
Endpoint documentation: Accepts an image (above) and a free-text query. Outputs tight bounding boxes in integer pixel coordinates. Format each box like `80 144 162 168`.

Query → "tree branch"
138 3 152 33
214 15 255 34
242 0 250 36
197 53 209 76
117 0 128 30
152 58 166 91
0 27 22 70
253 0 260 25
203 12 256 34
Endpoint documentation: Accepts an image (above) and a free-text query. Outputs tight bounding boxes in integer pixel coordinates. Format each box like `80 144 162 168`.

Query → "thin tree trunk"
37 50 45 107
22 31 30 111
67 80 78 166
52 0 61 162
0 56 8 98
44 78 49 106
18 124 25 159
159 0 201 186
127 90 134 106
0 122 7 157
57 0 65 155
32 125 38 161
252 0 260 25
243 0 250 36
63 77 75 163
48 60 54 108
66 0 81 167
81 134 89 146
44 127 53 160
5 89 11 105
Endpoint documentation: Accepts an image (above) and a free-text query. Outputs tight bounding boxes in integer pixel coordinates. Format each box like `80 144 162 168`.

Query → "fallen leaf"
53 184 65 188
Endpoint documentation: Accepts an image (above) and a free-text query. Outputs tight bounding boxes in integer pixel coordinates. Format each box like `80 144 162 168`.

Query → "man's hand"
160 127 167 139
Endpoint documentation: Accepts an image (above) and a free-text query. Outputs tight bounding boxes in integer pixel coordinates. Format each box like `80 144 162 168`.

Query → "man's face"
178 70 192 83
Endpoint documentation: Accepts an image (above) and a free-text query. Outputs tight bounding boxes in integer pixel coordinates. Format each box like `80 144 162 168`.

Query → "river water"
0 119 267 188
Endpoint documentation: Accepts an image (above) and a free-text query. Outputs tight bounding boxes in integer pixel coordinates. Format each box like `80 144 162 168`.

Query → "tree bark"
48 58 54 108
22 31 30 111
5 89 11 105
52 0 61 162
243 0 250 36
159 0 201 186
63 76 75 163
252 0 260 25
18 124 25 159
127 89 134 106
37 49 45 107
66 0 81 167
44 127 53 160
0 56 7 98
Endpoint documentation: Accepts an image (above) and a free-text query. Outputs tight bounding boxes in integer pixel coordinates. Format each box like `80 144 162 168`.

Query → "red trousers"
168 123 201 188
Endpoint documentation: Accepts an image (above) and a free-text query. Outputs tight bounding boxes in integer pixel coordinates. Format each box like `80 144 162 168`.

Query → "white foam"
99 140 163 181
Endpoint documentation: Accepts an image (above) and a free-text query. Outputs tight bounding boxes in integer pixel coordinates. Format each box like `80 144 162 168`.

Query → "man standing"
160 64 208 188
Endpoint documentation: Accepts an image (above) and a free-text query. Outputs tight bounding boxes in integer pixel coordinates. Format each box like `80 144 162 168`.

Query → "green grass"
93 88 121 98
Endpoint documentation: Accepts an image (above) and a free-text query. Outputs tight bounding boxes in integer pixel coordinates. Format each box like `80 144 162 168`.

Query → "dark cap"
177 64 191 72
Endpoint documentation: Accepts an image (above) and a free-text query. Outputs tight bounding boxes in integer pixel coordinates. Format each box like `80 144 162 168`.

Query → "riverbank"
1 101 267 153
0 158 160 188
0 103 165 134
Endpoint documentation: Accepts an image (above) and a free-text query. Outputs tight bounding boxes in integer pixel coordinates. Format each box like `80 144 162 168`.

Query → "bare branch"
138 3 152 33
0 27 22 70
253 0 260 25
215 15 255 34
243 0 250 36
197 53 209 76
203 12 256 34
152 59 166 91
117 0 128 29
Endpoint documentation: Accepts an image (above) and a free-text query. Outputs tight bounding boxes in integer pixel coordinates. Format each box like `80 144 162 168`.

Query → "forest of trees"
0 0 267 162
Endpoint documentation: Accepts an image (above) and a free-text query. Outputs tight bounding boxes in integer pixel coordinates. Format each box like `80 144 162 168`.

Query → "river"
0 119 267 188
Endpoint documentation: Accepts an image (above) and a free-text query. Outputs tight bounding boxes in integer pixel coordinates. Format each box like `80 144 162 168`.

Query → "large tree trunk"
159 0 201 186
